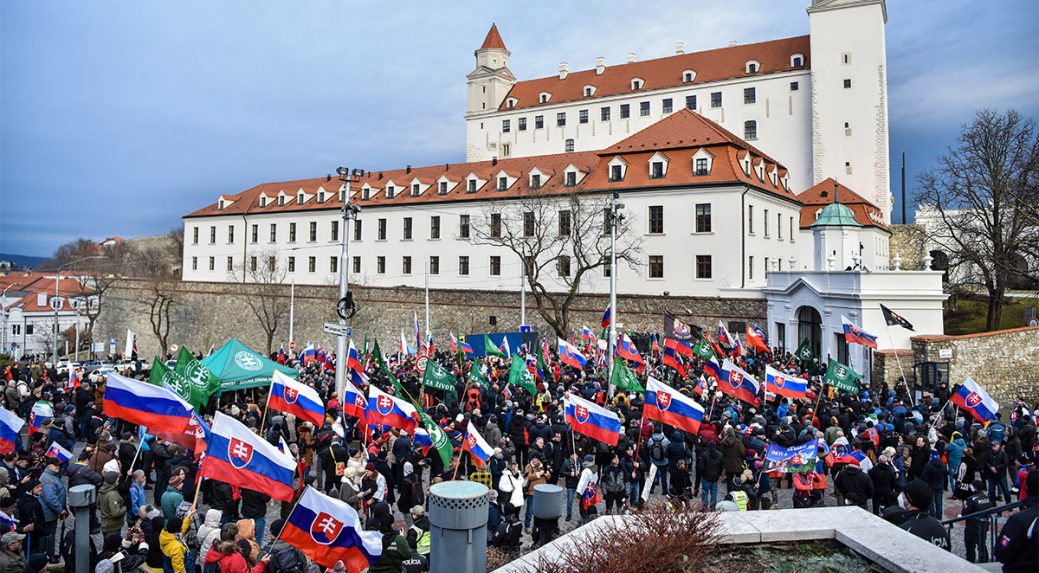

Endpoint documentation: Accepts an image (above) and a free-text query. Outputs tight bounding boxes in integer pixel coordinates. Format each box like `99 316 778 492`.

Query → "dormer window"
610 165 623 181
630 78 644 90
438 181 448 194
583 85 595 97
296 193 304 205
746 60 760 73
497 176 508 191
362 186 371 200
791 53 805 67
530 174 541 189
647 152 669 179
539 92 551 103
565 171 577 187
279 195 286 206
468 179 478 193
411 183 420 197
693 149 714 176
386 185 395 198
260 196 268 207
318 191 325 203
682 70 696 83
218 200 225 210
506 98 517 108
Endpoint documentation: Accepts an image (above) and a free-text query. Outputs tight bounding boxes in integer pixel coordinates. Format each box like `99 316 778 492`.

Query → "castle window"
539 92 551 103
631 78 643 90
845 161 853 174
518 117 527 131
362 187 370 200
650 161 664 179
609 164 623 182
791 54 804 67
745 60 760 73
565 139 575 152
843 79 852 89
579 109 588 124
497 176 508 191
695 158 709 176
640 101 650 116
259 197 267 207
279 195 286 206
296 193 304 205
530 174 541 189
842 53 851 64
468 179 477 193
685 95 697 110
619 104 630 119
790 81 799 91
502 119 510 133
439 181 448 195
386 185 395 198
411 183 420 197
744 120 757 140
744 87 756 104
556 112 566 126
565 171 577 187
601 107 611 121
584 85 595 97
535 115 544 129
662 98 673 114
710 92 722 108
682 70 695 82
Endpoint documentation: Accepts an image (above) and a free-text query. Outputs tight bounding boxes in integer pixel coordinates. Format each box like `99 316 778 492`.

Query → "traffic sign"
323 322 352 337
416 355 428 374
289 340 296 350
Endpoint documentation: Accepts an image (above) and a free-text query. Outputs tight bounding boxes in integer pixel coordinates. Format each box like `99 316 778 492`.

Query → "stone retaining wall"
96 278 766 358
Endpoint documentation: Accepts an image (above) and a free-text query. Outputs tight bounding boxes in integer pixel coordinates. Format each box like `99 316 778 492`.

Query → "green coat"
160 486 184 523
98 482 127 533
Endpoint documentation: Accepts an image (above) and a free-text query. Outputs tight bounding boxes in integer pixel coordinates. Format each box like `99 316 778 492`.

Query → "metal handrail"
942 499 1024 525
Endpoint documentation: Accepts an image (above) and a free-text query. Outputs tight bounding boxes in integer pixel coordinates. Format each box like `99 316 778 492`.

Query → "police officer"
898 480 951 550
961 479 995 563
994 469 1038 573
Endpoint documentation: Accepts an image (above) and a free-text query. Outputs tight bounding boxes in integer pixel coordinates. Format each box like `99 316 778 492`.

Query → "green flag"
795 338 814 365
419 412 454 467
468 362 489 387
536 344 549 374
485 335 506 359
507 354 536 395
149 357 194 405
373 339 407 397
175 347 221 408
691 338 717 360
825 358 862 393
422 360 457 393
610 357 644 393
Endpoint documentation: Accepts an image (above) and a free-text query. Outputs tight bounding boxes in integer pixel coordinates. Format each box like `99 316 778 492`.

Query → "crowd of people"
0 333 1036 573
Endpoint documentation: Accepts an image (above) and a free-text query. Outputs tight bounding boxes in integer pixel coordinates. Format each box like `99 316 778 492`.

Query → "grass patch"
944 297 1035 335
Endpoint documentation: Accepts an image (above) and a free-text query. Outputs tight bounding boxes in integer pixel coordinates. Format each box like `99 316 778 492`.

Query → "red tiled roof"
501 36 810 111
1 274 89 313
186 110 798 218
797 178 888 230
480 24 507 51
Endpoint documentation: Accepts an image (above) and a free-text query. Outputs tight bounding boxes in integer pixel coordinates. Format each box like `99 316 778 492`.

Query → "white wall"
466 70 814 193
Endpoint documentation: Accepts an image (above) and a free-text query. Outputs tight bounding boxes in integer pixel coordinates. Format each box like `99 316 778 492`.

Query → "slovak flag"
200 412 297 502
500 337 511 359
841 316 878 349
643 377 705 435
67 365 80 391
525 354 543 381
951 377 999 424
581 325 594 342
46 442 73 464
694 375 709 397
0 408 25 455
731 333 745 356
281 486 382 570
269 371 326 426
764 365 808 400
461 422 493 468
704 357 725 383
277 345 287 364
717 321 734 347
615 333 644 364
302 343 316 364
366 385 419 434
29 401 53 435
557 338 587 370
400 330 417 356
341 379 368 425
720 359 761 406
103 373 193 433
564 393 621 446
746 324 770 353
346 340 364 374
448 333 459 353
661 343 687 378
412 429 433 456
601 305 611 329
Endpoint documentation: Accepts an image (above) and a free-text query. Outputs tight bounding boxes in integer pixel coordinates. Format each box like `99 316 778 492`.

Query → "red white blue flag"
746 324 770 353
46 442 73 464
269 371 325 426
643 377 705 435
461 422 493 468
764 365 807 400
615 332 644 364
200 412 297 502
841 316 878 349
341 379 368 425
28 402 52 436
719 359 761 406
600 305 611 329
564 393 621 446
347 340 364 374
951 377 999 424
0 408 24 455
366 385 419 434
281 486 382 570
557 338 587 370
103 373 193 433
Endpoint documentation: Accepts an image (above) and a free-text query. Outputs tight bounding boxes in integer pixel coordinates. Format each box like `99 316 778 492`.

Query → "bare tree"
137 246 179 358
917 109 1039 330
471 189 640 338
42 239 100 270
230 251 290 354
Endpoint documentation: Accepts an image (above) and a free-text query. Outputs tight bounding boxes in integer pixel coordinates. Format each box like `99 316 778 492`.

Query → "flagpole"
884 326 916 408
424 261 430 344
607 191 620 399
262 486 308 560
127 436 146 474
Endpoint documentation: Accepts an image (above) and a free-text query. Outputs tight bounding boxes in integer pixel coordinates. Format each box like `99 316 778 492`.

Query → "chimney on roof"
406 165 412 174
595 56 606 75
626 53 637 63
675 41 685 55
378 172 383 180
729 41 738 47
558 62 569 80
492 157 498 166
326 174 331 182
445 163 450 171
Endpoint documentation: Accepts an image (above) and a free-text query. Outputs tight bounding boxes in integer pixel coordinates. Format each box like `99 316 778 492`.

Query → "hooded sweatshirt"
235 519 260 565
197 509 223 562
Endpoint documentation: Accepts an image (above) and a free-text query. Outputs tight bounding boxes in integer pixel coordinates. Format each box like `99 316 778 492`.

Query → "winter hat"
365 462 376 472
103 532 123 552
169 474 184 489
410 505 425 518
903 480 932 510
25 555 48 573
403 462 414 477
270 519 285 538
103 471 119 485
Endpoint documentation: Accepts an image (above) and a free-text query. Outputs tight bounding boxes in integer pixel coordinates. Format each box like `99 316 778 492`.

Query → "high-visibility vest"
730 490 749 511
410 525 430 555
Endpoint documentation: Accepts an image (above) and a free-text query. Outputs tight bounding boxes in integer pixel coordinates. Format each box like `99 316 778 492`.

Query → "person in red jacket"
203 540 269 573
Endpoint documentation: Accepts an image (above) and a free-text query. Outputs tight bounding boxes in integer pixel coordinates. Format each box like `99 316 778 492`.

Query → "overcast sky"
2 0 1037 256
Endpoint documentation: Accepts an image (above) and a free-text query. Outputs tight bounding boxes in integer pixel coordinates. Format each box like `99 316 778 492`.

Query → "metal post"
607 191 620 397
519 260 526 326
52 270 60 365
288 279 295 349
68 484 96 573
424 261 430 341
74 309 80 361
334 167 361 401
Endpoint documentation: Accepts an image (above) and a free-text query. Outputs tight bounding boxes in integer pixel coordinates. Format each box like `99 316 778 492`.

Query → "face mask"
897 492 907 510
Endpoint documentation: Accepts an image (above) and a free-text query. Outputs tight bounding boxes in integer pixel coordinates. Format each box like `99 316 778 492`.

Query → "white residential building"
465 0 892 222
0 273 94 360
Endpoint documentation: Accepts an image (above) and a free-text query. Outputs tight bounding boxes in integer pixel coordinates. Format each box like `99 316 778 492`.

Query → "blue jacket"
130 482 146 518
944 438 966 470
40 468 66 521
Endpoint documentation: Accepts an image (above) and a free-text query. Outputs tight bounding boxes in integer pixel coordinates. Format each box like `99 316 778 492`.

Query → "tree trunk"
986 290 1005 331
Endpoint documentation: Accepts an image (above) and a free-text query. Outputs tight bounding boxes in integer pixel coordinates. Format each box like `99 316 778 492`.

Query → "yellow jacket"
159 518 191 573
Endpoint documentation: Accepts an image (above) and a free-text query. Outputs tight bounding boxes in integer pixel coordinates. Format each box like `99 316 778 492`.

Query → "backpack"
202 559 222 573
650 437 665 462
269 547 305 573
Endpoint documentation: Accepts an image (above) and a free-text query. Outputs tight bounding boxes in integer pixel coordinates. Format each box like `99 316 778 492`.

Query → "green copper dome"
810 202 862 228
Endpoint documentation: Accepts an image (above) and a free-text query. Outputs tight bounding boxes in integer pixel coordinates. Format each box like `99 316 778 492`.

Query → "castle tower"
811 181 863 271
466 24 516 117
808 0 891 222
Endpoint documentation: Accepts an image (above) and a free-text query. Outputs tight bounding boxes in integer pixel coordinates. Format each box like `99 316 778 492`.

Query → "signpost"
323 322 352 337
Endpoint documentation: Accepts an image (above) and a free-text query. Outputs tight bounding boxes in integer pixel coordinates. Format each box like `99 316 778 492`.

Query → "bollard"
531 484 563 548
428 481 489 573
68 484 96 573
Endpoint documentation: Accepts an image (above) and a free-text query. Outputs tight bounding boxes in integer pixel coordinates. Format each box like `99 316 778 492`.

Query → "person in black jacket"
210 481 239 526
984 442 1011 504
239 488 270 546
898 480 951 550
559 453 580 521
961 480 995 563
994 469 1038 572
869 455 899 514
697 442 724 510
834 463 873 509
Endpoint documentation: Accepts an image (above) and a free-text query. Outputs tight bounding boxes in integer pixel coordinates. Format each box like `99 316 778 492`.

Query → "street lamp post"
334 167 363 401
0 285 11 357
606 191 624 398
52 256 106 366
